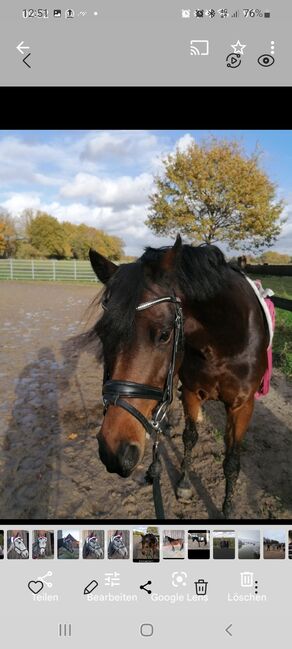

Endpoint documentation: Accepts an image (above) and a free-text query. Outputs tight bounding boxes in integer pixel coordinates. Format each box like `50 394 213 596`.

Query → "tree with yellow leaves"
147 139 284 252
0 212 17 258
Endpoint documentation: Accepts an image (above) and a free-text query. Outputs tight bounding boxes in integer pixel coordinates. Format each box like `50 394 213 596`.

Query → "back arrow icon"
17 41 30 55
23 53 31 68
225 624 233 637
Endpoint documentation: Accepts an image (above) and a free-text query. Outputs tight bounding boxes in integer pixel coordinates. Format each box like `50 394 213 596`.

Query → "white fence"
0 259 99 282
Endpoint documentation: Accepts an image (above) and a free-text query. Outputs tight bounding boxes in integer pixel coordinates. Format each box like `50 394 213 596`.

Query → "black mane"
141 243 230 301
88 243 235 356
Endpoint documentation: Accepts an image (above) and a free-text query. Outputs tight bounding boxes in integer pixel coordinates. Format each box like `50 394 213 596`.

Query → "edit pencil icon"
84 580 98 595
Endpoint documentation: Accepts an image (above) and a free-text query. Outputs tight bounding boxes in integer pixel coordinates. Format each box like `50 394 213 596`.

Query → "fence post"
10 258 13 280
74 259 77 281
53 260 56 281
31 259 35 280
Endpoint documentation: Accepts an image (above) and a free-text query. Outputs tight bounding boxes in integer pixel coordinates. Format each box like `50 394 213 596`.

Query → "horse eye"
159 330 171 343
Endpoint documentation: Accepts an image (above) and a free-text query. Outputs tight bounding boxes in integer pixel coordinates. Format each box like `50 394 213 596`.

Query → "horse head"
88 536 103 557
38 536 48 556
89 236 184 478
14 536 29 558
141 533 157 556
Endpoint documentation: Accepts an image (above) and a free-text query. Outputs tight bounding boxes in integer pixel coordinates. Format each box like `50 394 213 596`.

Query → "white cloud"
60 172 154 207
176 133 195 153
81 130 161 164
2 193 42 214
275 205 292 253
34 173 64 186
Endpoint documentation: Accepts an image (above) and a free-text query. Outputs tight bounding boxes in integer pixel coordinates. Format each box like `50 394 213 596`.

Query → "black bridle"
101 294 184 519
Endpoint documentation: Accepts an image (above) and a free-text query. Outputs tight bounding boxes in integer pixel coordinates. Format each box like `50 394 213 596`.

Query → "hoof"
176 479 194 502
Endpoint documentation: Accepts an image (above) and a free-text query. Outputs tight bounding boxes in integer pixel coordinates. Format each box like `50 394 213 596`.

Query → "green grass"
255 275 292 380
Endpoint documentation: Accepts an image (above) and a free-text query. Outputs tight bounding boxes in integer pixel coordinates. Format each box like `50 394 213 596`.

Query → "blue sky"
0 130 291 256
264 530 286 543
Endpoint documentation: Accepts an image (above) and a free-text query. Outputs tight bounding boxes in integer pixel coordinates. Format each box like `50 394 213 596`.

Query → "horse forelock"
88 242 233 358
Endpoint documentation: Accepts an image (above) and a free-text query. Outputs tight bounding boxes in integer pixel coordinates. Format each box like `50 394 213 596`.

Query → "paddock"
0 281 292 520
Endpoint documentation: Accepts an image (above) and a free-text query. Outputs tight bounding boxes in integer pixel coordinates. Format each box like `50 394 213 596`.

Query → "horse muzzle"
97 432 141 477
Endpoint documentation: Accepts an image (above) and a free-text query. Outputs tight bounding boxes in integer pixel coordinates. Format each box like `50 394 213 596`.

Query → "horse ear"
161 234 182 271
89 249 118 284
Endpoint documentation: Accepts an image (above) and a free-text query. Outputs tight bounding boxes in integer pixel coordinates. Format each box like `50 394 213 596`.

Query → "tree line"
0 209 125 260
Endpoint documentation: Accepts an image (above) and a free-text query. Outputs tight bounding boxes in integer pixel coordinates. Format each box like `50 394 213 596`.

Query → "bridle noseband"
101 294 184 440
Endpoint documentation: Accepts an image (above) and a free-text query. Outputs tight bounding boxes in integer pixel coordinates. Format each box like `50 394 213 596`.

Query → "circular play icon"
226 52 242 68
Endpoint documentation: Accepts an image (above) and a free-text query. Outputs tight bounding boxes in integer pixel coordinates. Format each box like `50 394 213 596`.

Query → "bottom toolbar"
1 525 291 648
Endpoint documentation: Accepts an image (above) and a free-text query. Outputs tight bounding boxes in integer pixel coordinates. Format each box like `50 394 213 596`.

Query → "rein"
101 293 184 520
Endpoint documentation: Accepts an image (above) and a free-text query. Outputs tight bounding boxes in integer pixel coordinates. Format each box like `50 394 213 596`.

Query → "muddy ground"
0 281 292 521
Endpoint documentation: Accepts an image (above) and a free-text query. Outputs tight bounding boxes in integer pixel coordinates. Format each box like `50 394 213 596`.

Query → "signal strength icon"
231 10 239 18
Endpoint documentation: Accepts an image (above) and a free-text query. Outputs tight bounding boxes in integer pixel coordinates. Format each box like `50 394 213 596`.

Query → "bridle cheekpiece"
101 294 184 441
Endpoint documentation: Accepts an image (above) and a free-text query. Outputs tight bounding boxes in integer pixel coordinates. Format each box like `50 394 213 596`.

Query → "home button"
140 623 154 637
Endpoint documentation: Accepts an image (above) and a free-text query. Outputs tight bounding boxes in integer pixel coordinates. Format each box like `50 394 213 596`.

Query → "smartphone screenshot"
1 3 291 649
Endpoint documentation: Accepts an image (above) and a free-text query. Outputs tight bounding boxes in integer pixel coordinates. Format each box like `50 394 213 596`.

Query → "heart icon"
28 580 44 594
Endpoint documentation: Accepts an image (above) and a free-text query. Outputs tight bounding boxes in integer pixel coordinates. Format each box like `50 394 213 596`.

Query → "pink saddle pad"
255 296 275 399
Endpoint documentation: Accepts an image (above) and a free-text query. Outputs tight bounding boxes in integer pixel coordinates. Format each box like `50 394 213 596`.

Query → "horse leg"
223 397 254 519
176 390 201 501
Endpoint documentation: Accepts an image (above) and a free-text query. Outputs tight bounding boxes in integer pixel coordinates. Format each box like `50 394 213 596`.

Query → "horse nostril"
117 442 140 477
97 434 141 477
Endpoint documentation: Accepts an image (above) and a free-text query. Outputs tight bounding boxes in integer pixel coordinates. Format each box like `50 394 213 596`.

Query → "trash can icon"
194 579 208 595
240 572 253 588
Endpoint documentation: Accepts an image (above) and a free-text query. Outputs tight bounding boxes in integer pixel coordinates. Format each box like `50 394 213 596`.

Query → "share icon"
140 580 152 595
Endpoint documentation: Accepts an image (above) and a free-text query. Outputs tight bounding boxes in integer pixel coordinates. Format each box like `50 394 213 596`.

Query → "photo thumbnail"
213 531 235 559
263 531 286 559
107 531 129 559
82 530 104 559
162 531 185 559
238 530 260 559
188 531 210 559
7 530 29 559
32 530 54 559
133 527 160 562
57 530 80 559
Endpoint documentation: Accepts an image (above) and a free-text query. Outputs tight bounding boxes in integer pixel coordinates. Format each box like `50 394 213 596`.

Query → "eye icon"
258 54 275 67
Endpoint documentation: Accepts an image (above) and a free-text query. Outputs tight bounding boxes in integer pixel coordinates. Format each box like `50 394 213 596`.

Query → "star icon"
231 40 247 55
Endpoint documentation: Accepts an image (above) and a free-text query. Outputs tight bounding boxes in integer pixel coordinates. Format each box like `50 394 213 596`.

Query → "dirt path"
0 281 292 520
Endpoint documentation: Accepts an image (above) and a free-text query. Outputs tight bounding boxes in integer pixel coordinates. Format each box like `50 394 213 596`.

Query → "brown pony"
89 235 269 518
